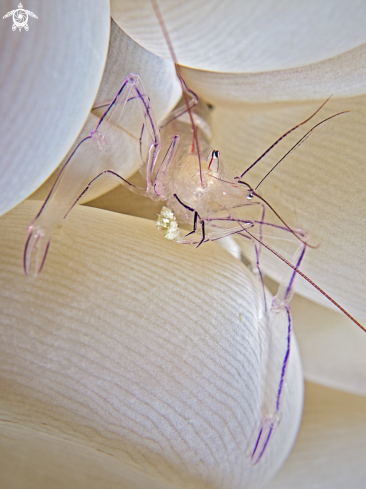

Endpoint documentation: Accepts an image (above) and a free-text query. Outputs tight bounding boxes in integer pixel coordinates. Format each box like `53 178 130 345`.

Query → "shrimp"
24 0 365 467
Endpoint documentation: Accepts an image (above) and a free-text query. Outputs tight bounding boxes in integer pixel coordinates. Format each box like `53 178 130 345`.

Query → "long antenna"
236 97 332 180
255 111 349 190
150 0 204 187
250 190 315 248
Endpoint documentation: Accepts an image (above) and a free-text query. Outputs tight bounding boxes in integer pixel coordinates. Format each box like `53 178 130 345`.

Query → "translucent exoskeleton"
24 66 365 465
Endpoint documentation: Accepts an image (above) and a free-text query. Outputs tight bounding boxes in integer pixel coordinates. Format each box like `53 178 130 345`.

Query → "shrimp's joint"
156 206 179 240
90 129 109 150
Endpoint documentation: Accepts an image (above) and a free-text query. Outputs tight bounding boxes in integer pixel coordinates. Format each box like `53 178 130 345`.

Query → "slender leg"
153 135 180 199
196 220 205 248
258 204 265 262
24 74 161 277
176 207 304 458
251 240 267 312
250 241 306 465
251 305 292 465
184 212 199 237
206 208 307 464
159 81 198 128
172 194 206 247
64 170 147 219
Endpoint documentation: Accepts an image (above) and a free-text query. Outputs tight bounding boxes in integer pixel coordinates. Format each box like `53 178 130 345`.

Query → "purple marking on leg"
276 306 292 411
131 83 161 185
252 427 263 458
136 91 154 135
196 220 205 248
173 194 195 213
253 242 267 312
139 123 145 162
154 135 180 197
65 170 139 219
284 245 306 303
184 211 198 237
252 422 274 464
23 233 50 277
38 241 50 275
258 204 265 260
251 308 291 466
23 233 32 275
135 87 158 143
96 80 129 129
35 136 92 220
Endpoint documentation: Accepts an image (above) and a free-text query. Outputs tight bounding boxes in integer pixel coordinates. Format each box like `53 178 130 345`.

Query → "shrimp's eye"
247 191 254 200
208 150 220 173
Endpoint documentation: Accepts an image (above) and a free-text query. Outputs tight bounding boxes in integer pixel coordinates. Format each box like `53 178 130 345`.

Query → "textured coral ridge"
1 202 303 489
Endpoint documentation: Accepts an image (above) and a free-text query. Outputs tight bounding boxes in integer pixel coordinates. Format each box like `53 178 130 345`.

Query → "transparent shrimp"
24 0 366 469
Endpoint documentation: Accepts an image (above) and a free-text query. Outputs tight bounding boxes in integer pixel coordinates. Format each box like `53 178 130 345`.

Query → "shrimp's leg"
248 204 267 309
184 212 199 237
258 204 265 262
250 238 267 311
65 170 148 219
24 74 161 277
172 194 206 248
160 82 198 128
250 242 306 465
196 220 206 248
153 135 180 199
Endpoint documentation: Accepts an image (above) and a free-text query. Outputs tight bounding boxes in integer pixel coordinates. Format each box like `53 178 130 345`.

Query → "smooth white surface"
112 0 366 73
181 43 366 103
0 0 110 216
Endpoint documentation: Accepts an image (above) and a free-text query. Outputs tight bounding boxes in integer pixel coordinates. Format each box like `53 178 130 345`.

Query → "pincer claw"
251 413 281 465
24 223 51 278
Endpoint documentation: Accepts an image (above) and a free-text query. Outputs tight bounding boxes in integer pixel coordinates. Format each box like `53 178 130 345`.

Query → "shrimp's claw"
251 413 281 465
24 223 51 278
247 305 292 464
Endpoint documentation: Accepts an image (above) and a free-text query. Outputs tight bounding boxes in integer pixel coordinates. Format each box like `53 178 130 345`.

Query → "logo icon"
3 3 38 31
